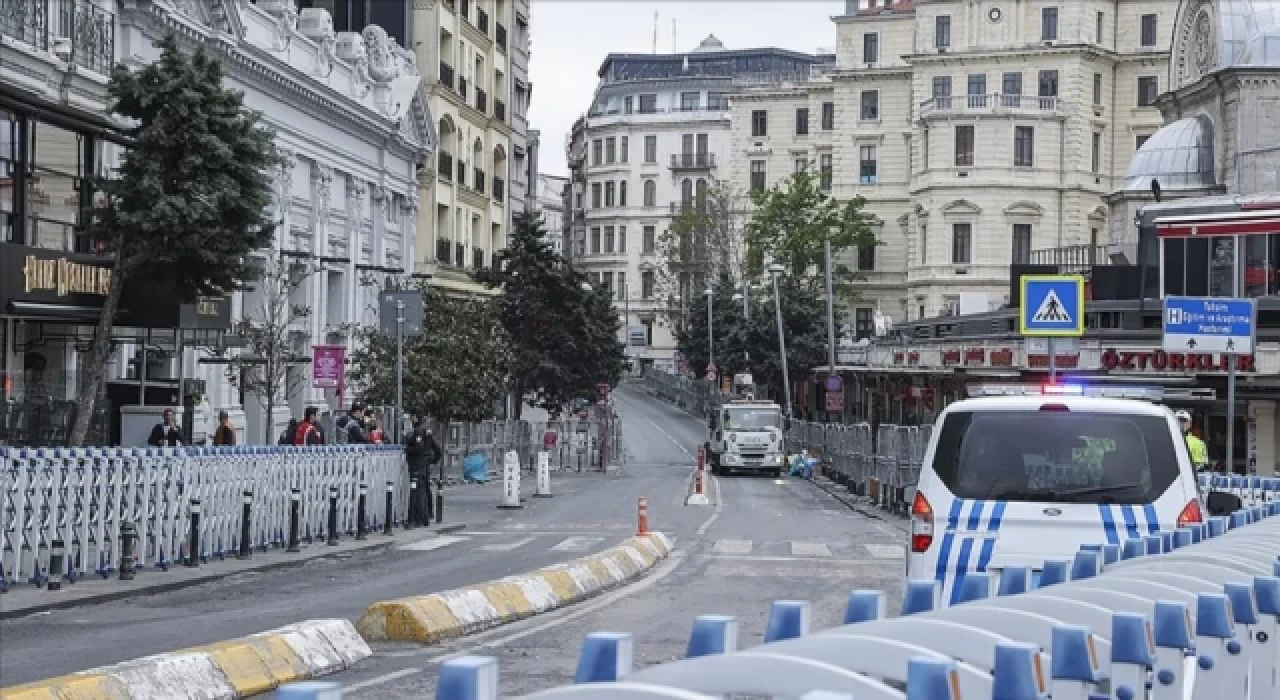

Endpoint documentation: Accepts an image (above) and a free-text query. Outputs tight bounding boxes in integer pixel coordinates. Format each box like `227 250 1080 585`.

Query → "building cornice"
905 44 1170 65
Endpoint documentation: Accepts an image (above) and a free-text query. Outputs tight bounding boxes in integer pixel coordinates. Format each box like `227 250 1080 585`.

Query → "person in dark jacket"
335 402 368 444
404 413 441 525
148 409 183 447
212 411 236 446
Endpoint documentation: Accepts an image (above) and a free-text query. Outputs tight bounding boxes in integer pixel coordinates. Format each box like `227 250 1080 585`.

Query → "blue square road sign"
1162 296 1256 354
1019 274 1085 337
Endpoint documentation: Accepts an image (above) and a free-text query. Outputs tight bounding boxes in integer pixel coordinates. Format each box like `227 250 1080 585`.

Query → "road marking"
864 543 906 559
710 554 870 564
874 522 908 537
712 539 753 555
695 472 724 536
549 536 603 552
343 668 422 694
790 541 833 558
479 536 535 551
396 535 467 552
647 418 692 457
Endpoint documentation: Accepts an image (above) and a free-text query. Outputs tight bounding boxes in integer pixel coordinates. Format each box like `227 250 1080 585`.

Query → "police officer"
404 413 442 525
1176 410 1210 471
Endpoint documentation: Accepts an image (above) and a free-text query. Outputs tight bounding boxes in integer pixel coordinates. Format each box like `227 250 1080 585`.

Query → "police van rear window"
930 411 1180 504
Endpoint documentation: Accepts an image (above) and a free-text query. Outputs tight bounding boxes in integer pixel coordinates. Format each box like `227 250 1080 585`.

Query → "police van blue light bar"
967 383 1165 401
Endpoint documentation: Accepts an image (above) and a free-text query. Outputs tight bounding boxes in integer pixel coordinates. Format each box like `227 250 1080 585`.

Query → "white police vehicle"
908 383 1206 603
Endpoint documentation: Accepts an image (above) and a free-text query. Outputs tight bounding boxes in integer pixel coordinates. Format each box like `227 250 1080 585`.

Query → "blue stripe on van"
1143 504 1160 534
950 536 977 605
976 501 1007 572
966 500 986 531
1098 504 1119 545
1120 504 1141 540
934 498 965 587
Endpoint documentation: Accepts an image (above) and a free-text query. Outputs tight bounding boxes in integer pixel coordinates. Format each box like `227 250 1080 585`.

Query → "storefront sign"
989 349 1015 367
1100 349 1256 372
22 255 112 297
312 344 346 389
964 348 985 366
1027 353 1080 369
942 350 962 366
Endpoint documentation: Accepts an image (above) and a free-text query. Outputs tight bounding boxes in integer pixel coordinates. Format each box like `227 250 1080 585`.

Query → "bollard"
118 522 138 581
686 615 739 658
276 680 343 699
574 632 633 683
408 479 419 527
498 451 522 509
356 484 368 540
534 451 553 498
287 488 302 553
326 486 340 546
186 499 202 567
47 539 65 591
686 447 709 506
637 496 649 535
764 600 811 642
436 480 444 524
383 481 395 535
238 491 253 559
437 656 499 700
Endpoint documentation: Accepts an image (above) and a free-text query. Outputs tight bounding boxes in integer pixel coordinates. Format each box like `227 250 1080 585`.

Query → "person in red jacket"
293 407 323 446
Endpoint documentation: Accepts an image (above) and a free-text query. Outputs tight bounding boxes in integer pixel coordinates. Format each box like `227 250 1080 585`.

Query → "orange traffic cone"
637 497 649 535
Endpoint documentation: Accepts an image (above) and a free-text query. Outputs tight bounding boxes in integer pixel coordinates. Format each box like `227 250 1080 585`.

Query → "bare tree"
225 255 313 444
656 179 748 328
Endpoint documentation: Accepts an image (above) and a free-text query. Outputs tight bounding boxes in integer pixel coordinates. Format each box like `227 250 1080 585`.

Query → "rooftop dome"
1122 115 1216 192
692 34 726 53
1173 0 1280 88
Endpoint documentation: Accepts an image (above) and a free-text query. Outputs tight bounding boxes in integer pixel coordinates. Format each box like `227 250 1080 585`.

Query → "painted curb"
356 532 675 644
0 619 371 700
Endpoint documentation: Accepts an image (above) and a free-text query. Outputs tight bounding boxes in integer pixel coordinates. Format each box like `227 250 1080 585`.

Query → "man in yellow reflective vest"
1176 410 1209 471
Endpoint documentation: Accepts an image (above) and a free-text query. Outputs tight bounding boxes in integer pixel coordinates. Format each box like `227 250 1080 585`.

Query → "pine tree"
69 35 280 445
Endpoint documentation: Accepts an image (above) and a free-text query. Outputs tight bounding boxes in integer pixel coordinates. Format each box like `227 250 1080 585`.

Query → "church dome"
692 34 726 52
1122 115 1216 191
1173 0 1280 87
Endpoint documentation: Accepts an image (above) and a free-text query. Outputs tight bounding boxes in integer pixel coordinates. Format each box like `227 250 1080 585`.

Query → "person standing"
405 414 442 525
212 411 236 446
1177 410 1209 471
148 408 183 447
336 402 368 444
292 406 324 446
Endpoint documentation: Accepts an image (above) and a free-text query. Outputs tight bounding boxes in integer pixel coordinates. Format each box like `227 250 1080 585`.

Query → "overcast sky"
528 0 844 175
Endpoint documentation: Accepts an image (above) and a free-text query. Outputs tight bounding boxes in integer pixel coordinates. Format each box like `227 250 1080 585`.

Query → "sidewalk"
0 481 504 620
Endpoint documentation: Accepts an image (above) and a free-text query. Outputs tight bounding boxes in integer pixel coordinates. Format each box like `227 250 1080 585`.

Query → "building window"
821 102 834 130
641 270 655 299
1001 72 1022 106
859 145 877 183
642 225 656 253
932 75 952 108
619 180 627 207
795 108 809 135
967 74 986 98
1140 14 1158 47
1138 76 1159 106
624 96 633 114
860 91 879 119
857 245 875 271
590 227 601 253
1097 11 1105 43
1136 134 1151 150
1091 132 1102 173
935 15 951 48
605 181 615 207
619 136 629 163
644 135 657 163
591 183 602 208
919 225 928 264
696 178 708 210
863 32 879 63
680 91 701 111
639 94 657 113
819 154 833 191
681 178 693 205
952 223 972 264
1093 73 1103 104
795 158 808 173
708 92 729 109
618 226 627 253
605 137 616 164
1014 126 1035 167
750 160 766 192
751 110 768 137
643 180 656 207
854 308 875 340
592 139 602 165
954 125 974 166
616 272 626 300
1041 7 1058 40
604 225 615 253
1038 70 1059 97
1012 223 1032 264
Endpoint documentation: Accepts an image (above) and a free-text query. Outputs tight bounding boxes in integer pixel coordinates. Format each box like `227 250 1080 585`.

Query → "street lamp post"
704 287 714 375
768 264 792 418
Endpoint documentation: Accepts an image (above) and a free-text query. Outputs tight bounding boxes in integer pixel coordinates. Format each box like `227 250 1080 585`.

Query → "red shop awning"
1156 209 1280 237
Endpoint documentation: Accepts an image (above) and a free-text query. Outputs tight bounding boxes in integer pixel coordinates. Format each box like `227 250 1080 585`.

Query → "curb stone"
355 532 674 644
806 476 907 524
0 619 371 700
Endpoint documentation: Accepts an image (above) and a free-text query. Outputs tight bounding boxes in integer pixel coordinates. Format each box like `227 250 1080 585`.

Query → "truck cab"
707 398 787 477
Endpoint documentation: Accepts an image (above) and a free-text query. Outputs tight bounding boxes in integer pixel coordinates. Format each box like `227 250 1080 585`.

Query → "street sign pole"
1047 338 1056 383
395 299 405 445
1226 358 1235 474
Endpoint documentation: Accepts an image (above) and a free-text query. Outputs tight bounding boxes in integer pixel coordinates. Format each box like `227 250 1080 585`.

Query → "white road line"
695 472 724 536
479 536 535 552
790 541 834 558
396 535 467 552
549 536 603 552
709 554 871 564
342 668 423 694
712 539 753 555
864 543 906 559
648 418 693 457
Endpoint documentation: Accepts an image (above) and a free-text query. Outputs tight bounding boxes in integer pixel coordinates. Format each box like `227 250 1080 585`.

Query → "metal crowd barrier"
304 502 1278 700
644 373 722 418
788 420 932 514
0 445 408 590
431 418 621 484
1200 473 1280 508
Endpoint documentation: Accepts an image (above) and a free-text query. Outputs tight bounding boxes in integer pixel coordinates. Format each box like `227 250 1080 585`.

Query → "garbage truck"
706 374 787 477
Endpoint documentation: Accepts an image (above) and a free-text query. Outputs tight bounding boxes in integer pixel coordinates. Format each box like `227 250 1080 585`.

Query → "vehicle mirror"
1206 490 1243 517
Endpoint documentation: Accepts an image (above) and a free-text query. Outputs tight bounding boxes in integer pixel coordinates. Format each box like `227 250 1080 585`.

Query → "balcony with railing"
496 23 507 51
1 0 116 74
669 201 698 214
472 247 484 269
919 93 1062 117
494 99 506 122
474 168 486 194
493 177 505 202
439 62 454 89
477 9 489 34
454 242 465 267
436 238 453 263
437 152 454 181
1028 243 1112 273
475 88 487 114
670 153 716 170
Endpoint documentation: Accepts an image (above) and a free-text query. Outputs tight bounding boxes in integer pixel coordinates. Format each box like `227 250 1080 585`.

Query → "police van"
907 383 1207 603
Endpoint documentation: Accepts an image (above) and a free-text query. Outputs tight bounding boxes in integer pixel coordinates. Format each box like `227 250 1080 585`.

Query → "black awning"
7 300 103 321
0 90 132 147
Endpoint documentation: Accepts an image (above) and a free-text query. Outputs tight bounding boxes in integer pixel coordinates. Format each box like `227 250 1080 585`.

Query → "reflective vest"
1185 432 1208 466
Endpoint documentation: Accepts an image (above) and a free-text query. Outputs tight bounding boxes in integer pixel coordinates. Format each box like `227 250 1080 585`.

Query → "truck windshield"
725 408 781 430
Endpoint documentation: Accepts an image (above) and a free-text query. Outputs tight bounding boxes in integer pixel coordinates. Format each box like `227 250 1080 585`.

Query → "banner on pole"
312 345 346 389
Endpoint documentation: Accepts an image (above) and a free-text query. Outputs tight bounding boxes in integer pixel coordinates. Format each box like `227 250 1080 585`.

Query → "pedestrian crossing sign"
1019 274 1085 337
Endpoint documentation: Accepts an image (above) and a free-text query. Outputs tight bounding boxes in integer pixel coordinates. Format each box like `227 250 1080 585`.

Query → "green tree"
657 180 745 329
743 169 879 299
478 211 625 416
69 35 280 445
347 281 511 423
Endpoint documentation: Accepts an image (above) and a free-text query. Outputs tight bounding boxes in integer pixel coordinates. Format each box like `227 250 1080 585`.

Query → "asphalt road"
0 385 706 685
311 387 910 698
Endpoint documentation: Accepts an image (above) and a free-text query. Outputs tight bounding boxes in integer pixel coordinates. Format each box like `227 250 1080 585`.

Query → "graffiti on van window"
1025 436 1119 490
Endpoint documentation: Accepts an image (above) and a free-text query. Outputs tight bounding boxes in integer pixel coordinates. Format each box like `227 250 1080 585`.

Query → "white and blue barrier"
0 445 408 589
385 503 1280 699
1198 473 1280 509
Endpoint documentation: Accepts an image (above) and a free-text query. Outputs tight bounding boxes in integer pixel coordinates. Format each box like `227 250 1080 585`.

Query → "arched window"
643 180 656 207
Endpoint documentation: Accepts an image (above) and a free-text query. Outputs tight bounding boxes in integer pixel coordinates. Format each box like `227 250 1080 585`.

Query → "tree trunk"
263 357 275 444
68 250 129 446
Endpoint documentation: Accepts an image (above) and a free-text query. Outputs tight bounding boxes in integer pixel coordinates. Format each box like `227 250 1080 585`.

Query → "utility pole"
395 298 405 444
823 240 837 374
769 265 791 417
